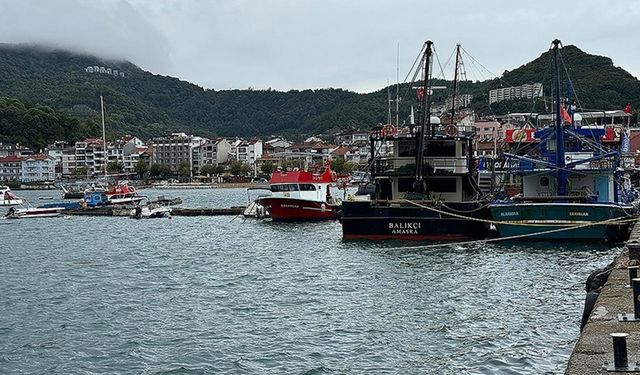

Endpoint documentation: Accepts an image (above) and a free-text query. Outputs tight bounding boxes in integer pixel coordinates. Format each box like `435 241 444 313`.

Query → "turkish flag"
624 103 632 114
416 88 425 99
560 106 572 124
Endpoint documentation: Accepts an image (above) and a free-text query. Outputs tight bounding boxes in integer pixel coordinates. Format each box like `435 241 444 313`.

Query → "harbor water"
0 188 619 374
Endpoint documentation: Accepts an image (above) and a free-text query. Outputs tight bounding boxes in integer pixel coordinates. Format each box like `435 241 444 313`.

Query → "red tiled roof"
0 155 23 162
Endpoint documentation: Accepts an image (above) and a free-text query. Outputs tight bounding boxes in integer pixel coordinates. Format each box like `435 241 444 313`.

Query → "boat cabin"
371 118 478 202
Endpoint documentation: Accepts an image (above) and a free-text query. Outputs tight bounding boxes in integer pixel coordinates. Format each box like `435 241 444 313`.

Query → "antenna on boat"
100 95 108 185
552 39 567 196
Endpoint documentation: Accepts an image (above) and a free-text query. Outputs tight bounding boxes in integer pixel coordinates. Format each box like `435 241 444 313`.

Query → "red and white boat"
105 183 144 205
257 163 341 221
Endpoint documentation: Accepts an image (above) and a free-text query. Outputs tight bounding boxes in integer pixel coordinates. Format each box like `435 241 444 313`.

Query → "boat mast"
450 44 461 129
100 95 108 185
396 42 400 126
552 39 567 196
414 41 432 194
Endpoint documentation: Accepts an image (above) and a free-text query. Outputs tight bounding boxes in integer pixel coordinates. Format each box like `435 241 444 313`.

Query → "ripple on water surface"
0 188 618 374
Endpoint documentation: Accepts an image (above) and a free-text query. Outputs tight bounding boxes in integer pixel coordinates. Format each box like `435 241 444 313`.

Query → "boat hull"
340 200 490 241
257 197 339 221
5 207 62 219
490 202 636 242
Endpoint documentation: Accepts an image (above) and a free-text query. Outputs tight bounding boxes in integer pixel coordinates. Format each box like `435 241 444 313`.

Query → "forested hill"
0 44 386 139
0 43 639 144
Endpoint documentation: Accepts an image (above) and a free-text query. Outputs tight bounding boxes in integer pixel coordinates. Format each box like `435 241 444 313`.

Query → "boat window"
428 178 457 193
271 184 299 192
425 141 456 157
398 139 417 157
299 184 316 191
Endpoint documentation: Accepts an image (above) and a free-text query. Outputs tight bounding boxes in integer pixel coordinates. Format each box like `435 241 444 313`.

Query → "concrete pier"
566 220 640 374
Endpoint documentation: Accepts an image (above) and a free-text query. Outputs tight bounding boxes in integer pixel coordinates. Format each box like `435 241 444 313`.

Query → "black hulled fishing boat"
340 41 490 240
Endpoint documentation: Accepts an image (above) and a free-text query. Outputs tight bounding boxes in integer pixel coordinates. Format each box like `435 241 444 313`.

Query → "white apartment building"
489 83 543 104
21 154 56 182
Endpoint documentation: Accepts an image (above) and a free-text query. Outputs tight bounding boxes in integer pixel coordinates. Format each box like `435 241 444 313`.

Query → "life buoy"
444 125 458 137
513 129 527 142
382 124 397 137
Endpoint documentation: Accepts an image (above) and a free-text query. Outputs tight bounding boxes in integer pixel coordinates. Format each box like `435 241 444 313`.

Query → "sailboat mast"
100 95 107 184
414 41 432 192
552 39 567 196
450 44 461 128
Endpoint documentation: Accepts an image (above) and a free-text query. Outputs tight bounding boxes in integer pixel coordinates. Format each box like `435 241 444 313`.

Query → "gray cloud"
0 0 638 92
0 0 172 72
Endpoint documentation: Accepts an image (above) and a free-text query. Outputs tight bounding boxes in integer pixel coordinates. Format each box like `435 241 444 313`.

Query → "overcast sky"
0 0 639 93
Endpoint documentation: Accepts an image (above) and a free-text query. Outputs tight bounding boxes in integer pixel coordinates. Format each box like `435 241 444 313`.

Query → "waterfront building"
61 152 77 176
0 155 23 182
236 139 263 165
335 129 370 146
21 154 56 182
151 133 206 177
74 138 106 176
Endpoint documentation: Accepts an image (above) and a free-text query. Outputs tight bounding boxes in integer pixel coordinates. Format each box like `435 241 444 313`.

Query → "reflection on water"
0 188 617 374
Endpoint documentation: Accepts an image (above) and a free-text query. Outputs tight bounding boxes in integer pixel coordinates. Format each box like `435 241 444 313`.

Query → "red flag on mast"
624 103 632 114
560 106 572 124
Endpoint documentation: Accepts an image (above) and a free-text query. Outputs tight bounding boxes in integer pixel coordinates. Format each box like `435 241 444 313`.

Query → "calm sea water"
0 188 617 374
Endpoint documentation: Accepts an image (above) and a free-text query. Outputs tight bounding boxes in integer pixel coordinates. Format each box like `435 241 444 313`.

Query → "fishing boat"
0 186 24 206
105 183 144 205
489 39 639 242
340 41 490 240
4 206 63 219
256 161 340 221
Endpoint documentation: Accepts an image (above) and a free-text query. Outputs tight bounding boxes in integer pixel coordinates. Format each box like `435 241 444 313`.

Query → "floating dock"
566 220 640 374
65 206 244 217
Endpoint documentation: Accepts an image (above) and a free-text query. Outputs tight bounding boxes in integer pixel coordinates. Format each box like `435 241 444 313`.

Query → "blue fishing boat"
489 39 639 242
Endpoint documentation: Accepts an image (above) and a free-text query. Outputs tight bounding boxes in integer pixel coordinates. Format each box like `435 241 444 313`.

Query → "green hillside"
0 43 638 148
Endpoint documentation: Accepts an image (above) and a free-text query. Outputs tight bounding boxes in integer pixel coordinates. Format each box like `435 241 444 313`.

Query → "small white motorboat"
130 204 172 219
4 206 63 219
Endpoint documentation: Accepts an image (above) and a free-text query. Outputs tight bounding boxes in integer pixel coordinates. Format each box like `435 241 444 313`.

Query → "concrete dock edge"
566 220 640 374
